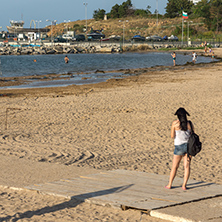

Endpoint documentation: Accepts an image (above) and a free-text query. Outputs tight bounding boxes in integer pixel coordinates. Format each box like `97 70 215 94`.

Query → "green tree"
109 4 120 18
192 0 210 17
134 6 151 17
122 0 133 9
108 0 133 18
118 5 126 17
193 0 222 31
192 0 211 29
93 9 106 20
165 0 194 18
146 5 152 14
134 9 148 17
210 0 222 32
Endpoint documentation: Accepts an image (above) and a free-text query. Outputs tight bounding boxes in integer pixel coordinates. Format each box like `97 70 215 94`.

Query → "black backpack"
187 121 202 157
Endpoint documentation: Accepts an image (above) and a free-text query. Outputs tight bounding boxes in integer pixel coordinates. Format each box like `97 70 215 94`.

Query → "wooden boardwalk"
25 170 222 212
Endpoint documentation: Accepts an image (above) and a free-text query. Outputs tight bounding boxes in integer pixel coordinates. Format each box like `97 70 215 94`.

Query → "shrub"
202 31 214 38
172 26 182 36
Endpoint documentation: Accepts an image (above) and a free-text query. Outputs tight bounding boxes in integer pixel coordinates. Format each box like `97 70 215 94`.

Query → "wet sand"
0 49 221 221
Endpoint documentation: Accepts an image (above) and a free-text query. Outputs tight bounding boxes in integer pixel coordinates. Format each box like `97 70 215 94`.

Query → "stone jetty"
0 41 199 56
0 43 124 56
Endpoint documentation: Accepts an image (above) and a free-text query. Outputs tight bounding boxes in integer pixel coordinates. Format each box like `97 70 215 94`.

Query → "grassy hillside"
49 16 221 41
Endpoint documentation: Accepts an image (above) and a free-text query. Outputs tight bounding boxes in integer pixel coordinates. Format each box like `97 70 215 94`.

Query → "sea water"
0 52 216 88
0 52 215 78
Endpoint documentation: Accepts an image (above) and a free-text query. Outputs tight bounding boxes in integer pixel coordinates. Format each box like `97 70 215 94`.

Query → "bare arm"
171 121 176 138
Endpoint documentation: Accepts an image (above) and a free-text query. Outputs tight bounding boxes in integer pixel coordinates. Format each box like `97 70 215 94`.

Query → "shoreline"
0 58 220 98
0 49 220 96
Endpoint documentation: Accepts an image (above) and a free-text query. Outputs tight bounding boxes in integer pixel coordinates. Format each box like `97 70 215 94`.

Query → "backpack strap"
188 120 194 133
187 121 193 160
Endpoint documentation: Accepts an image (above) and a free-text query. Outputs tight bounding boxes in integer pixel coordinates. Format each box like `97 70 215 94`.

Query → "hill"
48 16 220 41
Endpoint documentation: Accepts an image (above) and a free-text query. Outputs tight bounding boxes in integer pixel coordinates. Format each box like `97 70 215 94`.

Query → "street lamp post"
156 0 158 26
83 2 88 33
188 21 193 45
184 20 193 46
35 20 42 40
119 20 128 49
46 19 57 45
64 20 70 44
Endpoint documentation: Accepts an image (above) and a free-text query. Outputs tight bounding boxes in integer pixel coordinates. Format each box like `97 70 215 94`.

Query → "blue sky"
0 0 168 31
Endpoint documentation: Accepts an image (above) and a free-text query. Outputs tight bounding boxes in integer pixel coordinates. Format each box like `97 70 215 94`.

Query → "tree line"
93 0 152 20
93 0 222 32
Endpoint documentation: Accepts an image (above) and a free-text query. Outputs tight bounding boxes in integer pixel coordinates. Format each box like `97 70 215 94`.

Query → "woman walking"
165 107 194 190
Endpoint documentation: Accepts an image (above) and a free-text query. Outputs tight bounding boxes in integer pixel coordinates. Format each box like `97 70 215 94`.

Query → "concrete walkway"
25 170 222 221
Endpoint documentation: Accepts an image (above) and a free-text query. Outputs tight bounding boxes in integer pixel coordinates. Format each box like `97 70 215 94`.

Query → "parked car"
168 35 179 41
72 34 85 41
162 35 168 41
5 33 17 40
108 35 121 41
0 33 5 39
132 35 145 41
87 30 105 41
150 35 162 41
146 35 162 41
53 37 67 43
100 35 121 42
62 34 73 40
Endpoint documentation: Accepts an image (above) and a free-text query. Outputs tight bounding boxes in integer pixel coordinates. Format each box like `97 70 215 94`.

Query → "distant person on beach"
171 52 176 66
165 107 194 190
192 51 197 64
212 51 215 60
64 55 69 64
204 41 207 53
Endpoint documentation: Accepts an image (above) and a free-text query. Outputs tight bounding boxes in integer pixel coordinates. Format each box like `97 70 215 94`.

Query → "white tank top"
174 129 191 145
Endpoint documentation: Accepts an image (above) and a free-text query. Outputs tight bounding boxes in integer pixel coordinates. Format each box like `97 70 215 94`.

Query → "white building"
191 0 201 5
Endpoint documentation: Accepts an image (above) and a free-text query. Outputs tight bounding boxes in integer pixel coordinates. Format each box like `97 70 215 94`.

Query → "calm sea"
0 52 215 77
0 52 216 88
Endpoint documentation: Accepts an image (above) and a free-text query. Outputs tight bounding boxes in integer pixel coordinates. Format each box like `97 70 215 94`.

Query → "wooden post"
5 108 21 130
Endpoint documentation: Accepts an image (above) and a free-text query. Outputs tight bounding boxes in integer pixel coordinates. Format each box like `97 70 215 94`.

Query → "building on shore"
190 0 201 4
6 20 50 40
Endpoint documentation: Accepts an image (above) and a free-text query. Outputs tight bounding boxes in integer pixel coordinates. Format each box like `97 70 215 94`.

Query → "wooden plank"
49 177 219 204
45 180 178 203
78 171 200 189
27 176 221 203
25 170 222 211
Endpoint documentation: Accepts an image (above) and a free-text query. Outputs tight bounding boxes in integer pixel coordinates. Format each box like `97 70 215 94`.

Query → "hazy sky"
0 0 168 31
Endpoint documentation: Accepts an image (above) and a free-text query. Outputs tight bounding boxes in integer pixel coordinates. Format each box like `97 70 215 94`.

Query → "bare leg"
182 154 191 190
165 155 182 189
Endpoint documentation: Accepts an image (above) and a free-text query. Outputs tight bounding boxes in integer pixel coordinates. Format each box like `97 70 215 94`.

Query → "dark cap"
174 107 190 116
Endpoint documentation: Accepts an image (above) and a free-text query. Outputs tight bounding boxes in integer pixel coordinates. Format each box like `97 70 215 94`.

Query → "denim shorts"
174 143 188 155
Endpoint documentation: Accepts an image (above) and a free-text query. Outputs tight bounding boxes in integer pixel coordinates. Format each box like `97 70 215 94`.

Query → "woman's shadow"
0 184 134 222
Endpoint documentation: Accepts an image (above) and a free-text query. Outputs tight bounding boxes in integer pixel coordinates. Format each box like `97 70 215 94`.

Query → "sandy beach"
0 49 222 221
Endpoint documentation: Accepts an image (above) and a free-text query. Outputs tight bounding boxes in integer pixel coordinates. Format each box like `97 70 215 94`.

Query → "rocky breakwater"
0 44 123 56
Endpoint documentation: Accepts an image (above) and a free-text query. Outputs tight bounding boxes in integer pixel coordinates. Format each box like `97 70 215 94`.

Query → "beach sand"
0 49 221 221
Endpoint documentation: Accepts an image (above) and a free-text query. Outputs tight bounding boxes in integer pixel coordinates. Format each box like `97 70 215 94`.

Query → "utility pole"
35 20 42 40
83 2 88 33
156 0 158 26
46 19 57 45
119 20 128 49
